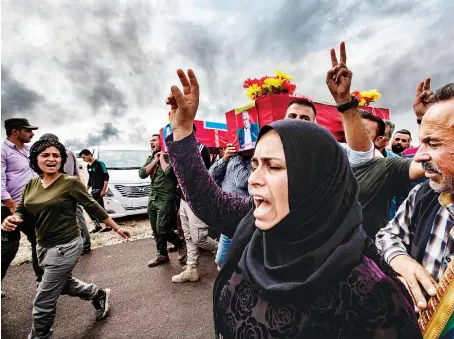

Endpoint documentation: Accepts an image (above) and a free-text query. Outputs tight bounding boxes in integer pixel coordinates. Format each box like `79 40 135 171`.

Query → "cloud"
85 70 128 118
1 0 453 145
65 122 120 149
1 67 45 119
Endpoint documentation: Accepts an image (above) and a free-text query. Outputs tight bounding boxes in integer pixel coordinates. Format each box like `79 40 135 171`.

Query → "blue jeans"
215 234 231 267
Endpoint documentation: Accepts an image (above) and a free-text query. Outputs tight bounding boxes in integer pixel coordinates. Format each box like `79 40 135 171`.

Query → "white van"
76 145 151 219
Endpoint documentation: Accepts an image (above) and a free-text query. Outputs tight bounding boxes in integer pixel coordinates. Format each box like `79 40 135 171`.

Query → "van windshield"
99 150 151 170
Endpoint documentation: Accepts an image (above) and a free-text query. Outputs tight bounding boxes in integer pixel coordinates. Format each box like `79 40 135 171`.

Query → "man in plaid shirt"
376 81 454 312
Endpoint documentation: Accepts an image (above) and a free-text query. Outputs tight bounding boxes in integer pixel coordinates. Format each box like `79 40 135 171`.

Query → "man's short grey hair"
383 120 395 136
431 83 454 103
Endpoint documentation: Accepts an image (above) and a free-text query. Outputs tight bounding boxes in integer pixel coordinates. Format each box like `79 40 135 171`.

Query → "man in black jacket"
376 82 454 312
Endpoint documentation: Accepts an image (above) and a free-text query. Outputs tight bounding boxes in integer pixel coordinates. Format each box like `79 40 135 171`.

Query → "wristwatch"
337 96 359 113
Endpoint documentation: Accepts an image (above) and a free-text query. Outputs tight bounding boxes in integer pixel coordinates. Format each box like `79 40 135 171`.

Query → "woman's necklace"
41 174 62 188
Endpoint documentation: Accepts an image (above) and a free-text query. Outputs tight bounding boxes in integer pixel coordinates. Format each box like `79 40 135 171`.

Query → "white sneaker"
171 265 200 283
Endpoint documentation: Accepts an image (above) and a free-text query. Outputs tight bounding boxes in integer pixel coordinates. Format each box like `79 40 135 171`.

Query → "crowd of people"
2 41 453 338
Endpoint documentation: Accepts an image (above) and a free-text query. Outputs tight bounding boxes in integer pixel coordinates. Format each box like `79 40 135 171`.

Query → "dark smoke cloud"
65 122 119 149
64 138 85 150
1 67 44 119
86 71 128 117
60 1 161 118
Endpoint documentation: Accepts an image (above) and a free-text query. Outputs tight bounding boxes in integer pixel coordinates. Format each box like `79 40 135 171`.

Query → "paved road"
1 239 217 339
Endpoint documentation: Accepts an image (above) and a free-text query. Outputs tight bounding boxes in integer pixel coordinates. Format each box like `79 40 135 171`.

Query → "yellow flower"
246 84 262 100
368 89 381 102
276 70 293 81
263 77 282 90
360 89 381 102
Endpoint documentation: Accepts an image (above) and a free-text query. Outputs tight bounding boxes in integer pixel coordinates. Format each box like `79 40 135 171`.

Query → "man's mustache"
422 161 442 174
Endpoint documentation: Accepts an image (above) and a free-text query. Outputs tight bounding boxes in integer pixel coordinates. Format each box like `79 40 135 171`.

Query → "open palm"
167 69 200 136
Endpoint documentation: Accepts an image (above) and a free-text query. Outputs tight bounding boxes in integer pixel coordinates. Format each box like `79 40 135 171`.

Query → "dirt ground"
12 213 152 266
3 238 217 339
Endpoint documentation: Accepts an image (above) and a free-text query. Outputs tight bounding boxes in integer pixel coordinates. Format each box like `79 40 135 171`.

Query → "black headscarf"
237 120 367 307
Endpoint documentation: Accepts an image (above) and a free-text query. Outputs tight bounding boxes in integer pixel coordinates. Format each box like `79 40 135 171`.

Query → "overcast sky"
2 0 453 149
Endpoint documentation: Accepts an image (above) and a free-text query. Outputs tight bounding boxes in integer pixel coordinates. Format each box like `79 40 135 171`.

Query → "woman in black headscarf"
163 69 422 338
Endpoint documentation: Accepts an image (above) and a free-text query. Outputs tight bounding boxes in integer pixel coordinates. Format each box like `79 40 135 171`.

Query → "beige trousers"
179 199 218 265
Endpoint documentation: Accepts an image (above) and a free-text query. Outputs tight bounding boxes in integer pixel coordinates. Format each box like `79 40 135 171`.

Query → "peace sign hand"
413 78 435 120
326 42 353 106
166 69 200 141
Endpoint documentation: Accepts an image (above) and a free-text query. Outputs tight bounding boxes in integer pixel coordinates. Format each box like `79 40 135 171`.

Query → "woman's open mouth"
253 195 267 208
252 195 272 219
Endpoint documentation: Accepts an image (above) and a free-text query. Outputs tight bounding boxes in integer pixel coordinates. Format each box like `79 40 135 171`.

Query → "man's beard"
391 144 405 154
20 136 32 144
374 139 383 150
429 174 454 193
422 161 454 193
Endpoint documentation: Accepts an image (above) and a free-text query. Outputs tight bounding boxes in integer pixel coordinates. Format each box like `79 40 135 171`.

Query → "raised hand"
223 144 237 162
413 78 435 120
166 69 200 141
153 152 162 162
326 42 353 105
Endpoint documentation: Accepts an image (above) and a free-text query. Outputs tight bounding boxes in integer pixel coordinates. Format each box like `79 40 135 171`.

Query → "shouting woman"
2 138 130 339
163 44 422 338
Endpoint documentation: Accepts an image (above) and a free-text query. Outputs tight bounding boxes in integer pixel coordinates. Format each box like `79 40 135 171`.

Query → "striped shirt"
209 155 251 196
376 183 454 281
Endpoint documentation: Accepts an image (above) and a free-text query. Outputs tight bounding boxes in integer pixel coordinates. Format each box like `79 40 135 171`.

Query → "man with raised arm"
139 133 186 267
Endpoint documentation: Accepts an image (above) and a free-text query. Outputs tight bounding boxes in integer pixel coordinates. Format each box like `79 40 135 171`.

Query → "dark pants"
1 206 43 282
88 189 106 228
148 198 183 256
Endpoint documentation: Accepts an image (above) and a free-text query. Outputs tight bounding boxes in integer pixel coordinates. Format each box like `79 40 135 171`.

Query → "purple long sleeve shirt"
1 139 35 204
